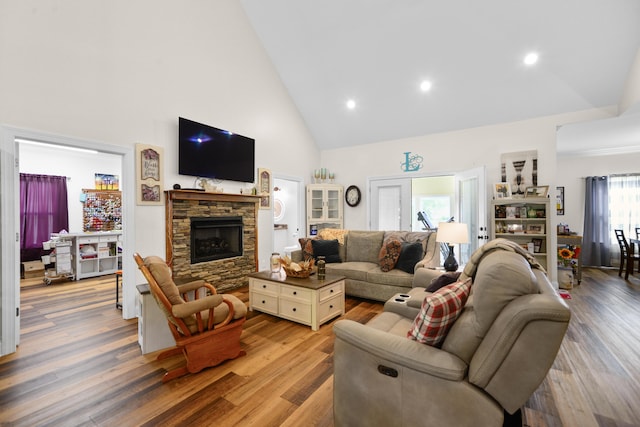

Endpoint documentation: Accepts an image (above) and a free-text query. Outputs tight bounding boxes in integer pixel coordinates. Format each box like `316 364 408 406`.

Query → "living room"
1 1 640 424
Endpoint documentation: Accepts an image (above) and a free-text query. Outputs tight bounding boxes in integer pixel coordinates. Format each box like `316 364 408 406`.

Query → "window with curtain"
582 176 610 267
20 173 69 262
609 174 640 263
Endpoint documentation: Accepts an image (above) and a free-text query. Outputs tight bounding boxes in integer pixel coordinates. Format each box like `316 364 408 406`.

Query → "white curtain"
609 175 640 265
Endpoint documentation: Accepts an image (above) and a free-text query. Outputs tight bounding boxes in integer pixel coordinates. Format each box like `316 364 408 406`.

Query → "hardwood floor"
1 268 639 426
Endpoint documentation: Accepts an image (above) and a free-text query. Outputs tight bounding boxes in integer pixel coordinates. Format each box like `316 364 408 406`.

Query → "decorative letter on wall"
136 143 164 205
401 152 424 172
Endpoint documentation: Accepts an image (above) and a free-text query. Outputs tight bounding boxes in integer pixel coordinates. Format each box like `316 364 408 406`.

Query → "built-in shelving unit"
306 184 343 236
490 197 551 270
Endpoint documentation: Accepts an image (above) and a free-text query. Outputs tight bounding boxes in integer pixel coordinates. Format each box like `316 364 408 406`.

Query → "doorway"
368 167 487 267
0 126 135 356
273 176 304 258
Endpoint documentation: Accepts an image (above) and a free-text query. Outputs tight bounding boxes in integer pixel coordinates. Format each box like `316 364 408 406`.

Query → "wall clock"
345 185 361 207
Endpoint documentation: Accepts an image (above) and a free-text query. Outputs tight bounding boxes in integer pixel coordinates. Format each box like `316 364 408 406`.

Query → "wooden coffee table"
248 271 345 331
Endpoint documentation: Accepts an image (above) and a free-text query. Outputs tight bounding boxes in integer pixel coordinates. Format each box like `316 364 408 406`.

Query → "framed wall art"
258 168 272 210
500 150 538 197
95 173 119 190
136 143 164 205
556 186 565 215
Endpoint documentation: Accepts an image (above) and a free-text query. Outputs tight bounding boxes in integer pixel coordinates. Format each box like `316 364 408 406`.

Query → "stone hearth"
165 190 260 292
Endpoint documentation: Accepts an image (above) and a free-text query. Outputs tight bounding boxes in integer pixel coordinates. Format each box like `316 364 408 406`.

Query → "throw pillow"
395 242 424 273
407 278 472 347
378 239 402 272
426 271 462 292
318 228 348 245
311 239 342 263
298 237 316 260
346 231 385 263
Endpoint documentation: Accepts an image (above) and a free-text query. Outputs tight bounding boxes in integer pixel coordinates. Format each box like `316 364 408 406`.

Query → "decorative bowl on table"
279 256 315 278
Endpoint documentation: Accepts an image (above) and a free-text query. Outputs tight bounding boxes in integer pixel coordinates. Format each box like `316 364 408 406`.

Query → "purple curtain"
20 173 69 262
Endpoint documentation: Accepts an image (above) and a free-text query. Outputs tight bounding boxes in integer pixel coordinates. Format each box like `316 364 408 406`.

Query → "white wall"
0 0 320 274
323 107 615 230
19 144 122 233
620 48 640 114
557 151 640 236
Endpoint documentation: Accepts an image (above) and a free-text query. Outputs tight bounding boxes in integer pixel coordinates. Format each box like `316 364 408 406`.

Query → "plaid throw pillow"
407 278 472 347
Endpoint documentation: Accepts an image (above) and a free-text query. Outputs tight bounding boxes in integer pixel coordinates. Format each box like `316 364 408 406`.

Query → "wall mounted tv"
178 117 255 183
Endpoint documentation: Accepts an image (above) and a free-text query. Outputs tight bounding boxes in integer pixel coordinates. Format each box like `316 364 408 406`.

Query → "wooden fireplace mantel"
165 189 261 204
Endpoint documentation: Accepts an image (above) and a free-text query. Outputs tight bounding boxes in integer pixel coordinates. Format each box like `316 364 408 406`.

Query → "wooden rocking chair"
133 253 247 382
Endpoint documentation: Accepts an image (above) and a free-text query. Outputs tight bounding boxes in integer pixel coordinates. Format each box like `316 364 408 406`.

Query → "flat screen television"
178 117 255 183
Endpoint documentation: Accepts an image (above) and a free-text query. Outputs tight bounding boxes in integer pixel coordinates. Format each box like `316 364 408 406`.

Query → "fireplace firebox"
190 216 243 263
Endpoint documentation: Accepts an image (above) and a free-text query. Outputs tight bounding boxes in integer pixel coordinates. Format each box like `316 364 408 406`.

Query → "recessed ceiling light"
420 80 432 92
346 99 356 110
523 52 539 66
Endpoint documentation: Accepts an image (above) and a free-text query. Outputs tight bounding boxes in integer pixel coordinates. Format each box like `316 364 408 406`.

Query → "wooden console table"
557 234 582 284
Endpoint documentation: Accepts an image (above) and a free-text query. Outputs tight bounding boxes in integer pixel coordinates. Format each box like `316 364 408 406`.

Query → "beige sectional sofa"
291 229 441 302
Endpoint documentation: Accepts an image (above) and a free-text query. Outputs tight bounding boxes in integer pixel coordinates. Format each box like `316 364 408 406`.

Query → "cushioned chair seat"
134 252 247 382
366 311 414 336
326 262 373 281
366 267 414 287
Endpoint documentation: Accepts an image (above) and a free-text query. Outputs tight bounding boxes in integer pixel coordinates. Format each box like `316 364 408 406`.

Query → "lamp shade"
436 222 469 244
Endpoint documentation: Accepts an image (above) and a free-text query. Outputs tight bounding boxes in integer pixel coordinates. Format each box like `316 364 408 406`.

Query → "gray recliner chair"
333 245 570 427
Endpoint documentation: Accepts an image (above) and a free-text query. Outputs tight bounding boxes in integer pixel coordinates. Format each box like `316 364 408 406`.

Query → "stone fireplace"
165 190 260 292
190 216 243 263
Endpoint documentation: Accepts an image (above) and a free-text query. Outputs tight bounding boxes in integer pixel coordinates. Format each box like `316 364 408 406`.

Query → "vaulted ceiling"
240 0 640 151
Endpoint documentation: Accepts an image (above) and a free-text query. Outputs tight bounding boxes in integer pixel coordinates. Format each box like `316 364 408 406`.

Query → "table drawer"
78 237 100 244
250 279 279 295
279 298 311 323
280 283 312 301
100 235 118 243
318 294 343 322
251 292 278 315
319 281 344 301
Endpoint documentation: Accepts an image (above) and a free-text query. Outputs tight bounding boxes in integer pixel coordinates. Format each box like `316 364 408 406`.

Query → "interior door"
370 178 411 230
455 166 487 264
369 168 487 265
273 176 303 257
0 134 19 356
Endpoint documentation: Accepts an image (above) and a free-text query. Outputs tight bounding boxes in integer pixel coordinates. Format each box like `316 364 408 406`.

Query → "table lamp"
436 222 469 272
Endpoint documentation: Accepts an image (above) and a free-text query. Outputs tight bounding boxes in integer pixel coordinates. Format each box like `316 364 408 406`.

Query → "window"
609 174 640 253
413 195 452 231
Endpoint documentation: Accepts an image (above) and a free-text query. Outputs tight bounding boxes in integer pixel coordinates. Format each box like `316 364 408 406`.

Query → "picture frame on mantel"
258 168 272 210
136 143 164 205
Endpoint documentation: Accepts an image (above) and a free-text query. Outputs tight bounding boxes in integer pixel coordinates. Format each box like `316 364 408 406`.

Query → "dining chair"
635 227 640 239
614 229 640 279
